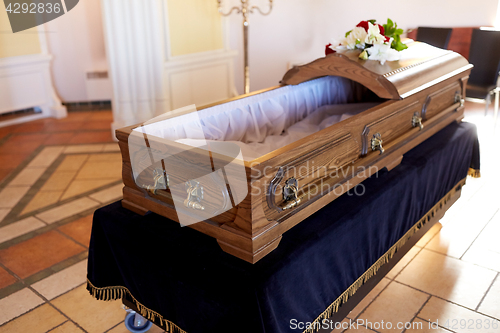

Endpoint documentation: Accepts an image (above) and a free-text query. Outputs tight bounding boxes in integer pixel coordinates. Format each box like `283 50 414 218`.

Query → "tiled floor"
0 104 498 333
0 111 133 332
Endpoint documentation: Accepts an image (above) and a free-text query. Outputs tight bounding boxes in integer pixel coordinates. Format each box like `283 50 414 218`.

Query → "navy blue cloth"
88 122 479 333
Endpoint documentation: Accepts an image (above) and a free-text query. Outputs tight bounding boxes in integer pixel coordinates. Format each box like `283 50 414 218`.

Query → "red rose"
356 20 385 36
325 43 336 55
356 21 369 31
385 35 391 43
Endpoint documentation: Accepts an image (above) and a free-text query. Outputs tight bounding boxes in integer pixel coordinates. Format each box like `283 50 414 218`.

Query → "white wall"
228 0 499 94
495 0 500 28
44 0 108 102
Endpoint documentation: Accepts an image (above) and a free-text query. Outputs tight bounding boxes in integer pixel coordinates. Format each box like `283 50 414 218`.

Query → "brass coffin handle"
455 91 465 107
371 133 384 155
144 169 169 195
281 177 301 211
412 113 424 131
266 169 302 212
184 181 205 211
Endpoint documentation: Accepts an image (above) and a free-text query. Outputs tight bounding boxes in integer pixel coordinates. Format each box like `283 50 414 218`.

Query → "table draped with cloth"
87 121 480 333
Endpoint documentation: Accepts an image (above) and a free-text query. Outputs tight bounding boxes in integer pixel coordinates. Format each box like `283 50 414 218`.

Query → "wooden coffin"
116 41 472 263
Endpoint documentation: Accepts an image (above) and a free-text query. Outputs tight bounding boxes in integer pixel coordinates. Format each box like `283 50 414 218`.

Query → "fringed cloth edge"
86 279 188 333
303 177 467 333
468 168 481 178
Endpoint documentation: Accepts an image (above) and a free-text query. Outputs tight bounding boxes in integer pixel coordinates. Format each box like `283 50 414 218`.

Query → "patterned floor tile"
0 186 30 209
11 122 46 134
0 141 41 154
56 155 89 172
396 249 497 310
0 169 15 184
80 121 114 130
43 122 83 133
63 145 105 154
31 260 87 300
0 267 17 290
60 179 118 201
36 198 100 224
477 275 500 320
8 167 47 187
462 211 500 272
0 154 30 170
75 160 122 180
43 133 76 146
0 231 85 279
51 284 124 333
419 296 500 333
27 147 65 168
0 288 44 325
0 303 66 333
40 171 77 192
58 215 93 246
425 182 499 258
47 321 85 333
6 133 50 143
0 209 8 223
357 282 429 333
0 217 46 244
89 184 123 204
103 143 121 152
21 191 63 215
68 132 114 144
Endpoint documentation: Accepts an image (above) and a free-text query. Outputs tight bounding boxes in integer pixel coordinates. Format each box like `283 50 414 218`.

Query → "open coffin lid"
118 41 472 263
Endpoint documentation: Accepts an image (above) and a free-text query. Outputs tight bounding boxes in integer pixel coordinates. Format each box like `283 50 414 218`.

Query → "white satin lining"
135 76 380 161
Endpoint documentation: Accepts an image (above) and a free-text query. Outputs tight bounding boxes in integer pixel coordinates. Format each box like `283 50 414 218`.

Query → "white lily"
332 37 347 50
366 40 400 65
344 27 367 50
365 22 386 45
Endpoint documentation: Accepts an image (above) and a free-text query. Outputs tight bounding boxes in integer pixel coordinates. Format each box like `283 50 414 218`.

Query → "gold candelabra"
217 0 273 94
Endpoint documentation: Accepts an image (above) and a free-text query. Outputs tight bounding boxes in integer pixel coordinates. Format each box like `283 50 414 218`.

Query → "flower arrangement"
326 19 407 65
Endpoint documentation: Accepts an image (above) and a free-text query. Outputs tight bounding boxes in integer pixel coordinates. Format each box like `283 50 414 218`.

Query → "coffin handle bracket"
184 181 205 211
144 168 169 195
455 91 465 107
371 133 385 155
281 177 301 211
412 112 424 130
267 168 303 212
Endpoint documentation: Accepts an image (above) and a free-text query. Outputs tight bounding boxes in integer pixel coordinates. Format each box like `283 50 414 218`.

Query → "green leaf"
386 18 394 29
380 18 408 52
345 30 352 37
368 19 377 24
